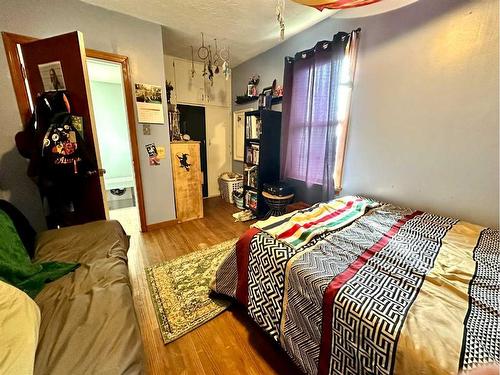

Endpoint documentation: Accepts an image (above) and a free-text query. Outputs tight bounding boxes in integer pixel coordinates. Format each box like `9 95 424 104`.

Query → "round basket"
218 172 243 204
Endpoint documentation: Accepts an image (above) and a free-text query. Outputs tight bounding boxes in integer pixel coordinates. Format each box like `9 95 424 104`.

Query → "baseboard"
146 219 178 232
205 194 222 199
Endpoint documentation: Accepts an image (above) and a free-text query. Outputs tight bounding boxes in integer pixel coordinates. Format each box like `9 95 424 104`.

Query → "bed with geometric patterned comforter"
211 196 499 375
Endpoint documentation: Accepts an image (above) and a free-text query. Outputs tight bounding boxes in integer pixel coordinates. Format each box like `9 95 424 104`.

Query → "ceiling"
80 0 335 66
80 0 419 66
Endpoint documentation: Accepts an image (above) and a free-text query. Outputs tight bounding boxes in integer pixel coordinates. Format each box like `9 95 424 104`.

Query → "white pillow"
0 280 40 375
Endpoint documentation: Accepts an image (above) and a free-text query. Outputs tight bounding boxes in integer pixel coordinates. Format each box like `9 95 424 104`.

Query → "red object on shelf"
292 0 382 11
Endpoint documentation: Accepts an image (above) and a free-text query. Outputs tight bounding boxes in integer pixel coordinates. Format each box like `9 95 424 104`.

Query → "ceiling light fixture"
291 0 419 17
290 0 381 11
332 0 418 18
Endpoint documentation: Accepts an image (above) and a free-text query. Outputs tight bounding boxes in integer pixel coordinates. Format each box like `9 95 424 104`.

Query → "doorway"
177 104 208 198
2 32 147 232
87 58 139 233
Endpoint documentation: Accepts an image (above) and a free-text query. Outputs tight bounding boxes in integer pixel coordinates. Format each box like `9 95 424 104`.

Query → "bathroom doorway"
87 56 145 233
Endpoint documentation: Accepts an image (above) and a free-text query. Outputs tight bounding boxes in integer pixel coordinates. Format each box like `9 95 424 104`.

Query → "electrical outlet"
143 124 151 135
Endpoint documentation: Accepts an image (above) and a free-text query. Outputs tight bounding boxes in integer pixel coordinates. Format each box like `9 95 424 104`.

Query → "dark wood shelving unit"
243 109 282 218
271 96 283 105
235 95 259 105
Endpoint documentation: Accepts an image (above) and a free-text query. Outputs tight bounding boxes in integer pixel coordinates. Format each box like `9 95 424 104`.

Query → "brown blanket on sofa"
33 220 144 375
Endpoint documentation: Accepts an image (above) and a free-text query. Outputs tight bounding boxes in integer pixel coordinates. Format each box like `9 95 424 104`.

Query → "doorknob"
86 169 105 177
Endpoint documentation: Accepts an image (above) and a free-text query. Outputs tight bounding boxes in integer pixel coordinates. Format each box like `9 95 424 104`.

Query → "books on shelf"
245 143 260 165
244 164 258 189
244 190 258 211
245 115 261 139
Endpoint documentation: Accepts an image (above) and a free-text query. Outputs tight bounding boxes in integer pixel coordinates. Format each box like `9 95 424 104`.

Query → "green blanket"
0 210 79 298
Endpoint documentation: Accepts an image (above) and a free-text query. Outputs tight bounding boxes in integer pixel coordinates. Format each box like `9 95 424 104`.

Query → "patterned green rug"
145 238 237 344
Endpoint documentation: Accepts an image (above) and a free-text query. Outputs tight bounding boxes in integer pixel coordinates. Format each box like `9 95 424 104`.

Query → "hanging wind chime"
192 32 231 84
276 0 285 40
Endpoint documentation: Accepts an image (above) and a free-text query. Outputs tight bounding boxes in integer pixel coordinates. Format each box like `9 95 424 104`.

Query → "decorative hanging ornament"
276 0 285 40
190 46 196 78
195 32 231 80
220 45 231 80
197 32 209 60
290 0 381 11
213 38 220 74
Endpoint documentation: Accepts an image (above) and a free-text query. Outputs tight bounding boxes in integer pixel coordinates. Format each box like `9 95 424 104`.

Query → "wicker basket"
218 173 243 204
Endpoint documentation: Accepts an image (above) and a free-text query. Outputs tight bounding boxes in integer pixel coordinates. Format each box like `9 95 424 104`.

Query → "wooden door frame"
2 31 148 232
85 49 147 232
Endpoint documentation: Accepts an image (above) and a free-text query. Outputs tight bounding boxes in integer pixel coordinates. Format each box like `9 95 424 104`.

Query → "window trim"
334 35 360 192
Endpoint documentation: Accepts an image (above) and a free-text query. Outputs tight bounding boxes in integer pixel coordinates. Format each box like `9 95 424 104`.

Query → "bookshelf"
243 109 282 218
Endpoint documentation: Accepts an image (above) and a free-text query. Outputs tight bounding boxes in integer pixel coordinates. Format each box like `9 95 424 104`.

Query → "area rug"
145 238 237 344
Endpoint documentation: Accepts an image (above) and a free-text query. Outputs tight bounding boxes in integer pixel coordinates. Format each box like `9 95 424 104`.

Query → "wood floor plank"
126 197 302 375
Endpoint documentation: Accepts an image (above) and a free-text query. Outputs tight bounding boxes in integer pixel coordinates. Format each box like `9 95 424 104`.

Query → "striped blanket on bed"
212 198 500 375
253 196 379 249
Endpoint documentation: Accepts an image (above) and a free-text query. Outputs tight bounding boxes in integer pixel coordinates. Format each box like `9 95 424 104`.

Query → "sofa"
0 201 144 374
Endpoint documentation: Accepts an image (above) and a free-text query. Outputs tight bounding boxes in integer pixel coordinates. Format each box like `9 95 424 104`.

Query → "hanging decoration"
190 46 196 78
220 45 231 81
276 0 285 40
192 32 231 85
290 0 381 11
213 39 220 74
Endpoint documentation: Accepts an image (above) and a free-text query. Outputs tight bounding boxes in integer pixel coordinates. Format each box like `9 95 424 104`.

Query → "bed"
211 196 499 375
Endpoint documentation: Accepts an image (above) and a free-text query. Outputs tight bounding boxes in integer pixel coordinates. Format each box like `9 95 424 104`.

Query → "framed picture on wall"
233 108 254 162
135 83 164 124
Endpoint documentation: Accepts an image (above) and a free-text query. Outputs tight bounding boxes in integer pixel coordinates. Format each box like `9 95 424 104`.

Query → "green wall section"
89 80 134 190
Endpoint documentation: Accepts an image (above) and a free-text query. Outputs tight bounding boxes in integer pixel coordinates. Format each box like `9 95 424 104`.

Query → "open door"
20 31 107 224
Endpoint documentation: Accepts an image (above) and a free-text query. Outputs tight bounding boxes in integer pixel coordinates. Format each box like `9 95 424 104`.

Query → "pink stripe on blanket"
317 210 423 375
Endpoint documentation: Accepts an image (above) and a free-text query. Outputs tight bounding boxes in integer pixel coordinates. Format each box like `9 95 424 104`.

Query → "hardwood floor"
126 197 302 375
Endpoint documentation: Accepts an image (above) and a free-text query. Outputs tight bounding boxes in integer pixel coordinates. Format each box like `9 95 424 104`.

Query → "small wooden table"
262 191 295 218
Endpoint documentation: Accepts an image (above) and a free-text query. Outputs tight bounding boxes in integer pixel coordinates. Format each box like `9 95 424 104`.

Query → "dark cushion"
0 200 36 258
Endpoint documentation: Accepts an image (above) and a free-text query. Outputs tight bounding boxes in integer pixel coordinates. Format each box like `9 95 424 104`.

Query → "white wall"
232 0 499 228
0 0 176 229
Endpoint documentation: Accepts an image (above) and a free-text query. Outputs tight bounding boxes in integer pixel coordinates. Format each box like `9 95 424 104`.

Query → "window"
281 31 360 197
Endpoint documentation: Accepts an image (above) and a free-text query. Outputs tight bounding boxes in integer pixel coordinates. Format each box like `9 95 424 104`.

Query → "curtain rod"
285 28 361 62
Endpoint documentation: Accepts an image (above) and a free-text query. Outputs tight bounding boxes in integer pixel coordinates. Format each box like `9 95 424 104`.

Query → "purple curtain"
281 30 359 201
